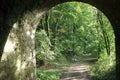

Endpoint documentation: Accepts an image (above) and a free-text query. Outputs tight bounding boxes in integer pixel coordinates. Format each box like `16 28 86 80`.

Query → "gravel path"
60 62 90 80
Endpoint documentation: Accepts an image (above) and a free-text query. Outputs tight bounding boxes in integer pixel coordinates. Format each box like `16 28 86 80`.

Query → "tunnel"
0 0 120 80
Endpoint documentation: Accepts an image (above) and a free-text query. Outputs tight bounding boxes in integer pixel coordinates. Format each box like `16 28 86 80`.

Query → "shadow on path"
60 61 92 80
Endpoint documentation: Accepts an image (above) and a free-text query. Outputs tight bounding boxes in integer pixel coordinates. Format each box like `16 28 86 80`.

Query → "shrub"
36 69 62 80
89 51 116 80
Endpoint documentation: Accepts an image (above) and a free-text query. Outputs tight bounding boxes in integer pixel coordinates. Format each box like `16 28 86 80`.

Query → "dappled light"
60 64 89 80
0 0 119 80
35 2 115 80
0 8 45 80
1 39 15 60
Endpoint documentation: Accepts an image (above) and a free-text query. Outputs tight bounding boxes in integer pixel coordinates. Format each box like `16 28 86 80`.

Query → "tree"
96 10 111 56
36 2 114 62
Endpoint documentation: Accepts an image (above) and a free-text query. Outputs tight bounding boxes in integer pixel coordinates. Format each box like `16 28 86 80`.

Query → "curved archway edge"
0 0 120 80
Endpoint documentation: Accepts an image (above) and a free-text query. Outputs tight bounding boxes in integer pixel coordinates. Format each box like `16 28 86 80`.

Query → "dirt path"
60 62 91 80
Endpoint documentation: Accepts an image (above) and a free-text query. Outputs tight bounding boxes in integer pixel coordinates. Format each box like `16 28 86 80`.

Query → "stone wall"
0 10 45 80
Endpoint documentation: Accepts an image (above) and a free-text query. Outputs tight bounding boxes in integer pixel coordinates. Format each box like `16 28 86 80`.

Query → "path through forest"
60 59 96 80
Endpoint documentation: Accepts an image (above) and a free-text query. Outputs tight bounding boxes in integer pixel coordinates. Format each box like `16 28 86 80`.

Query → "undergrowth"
89 51 116 80
36 69 62 80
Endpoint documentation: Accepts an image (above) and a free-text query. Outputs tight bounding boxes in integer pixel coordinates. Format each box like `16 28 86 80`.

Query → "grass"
36 55 71 80
36 69 62 80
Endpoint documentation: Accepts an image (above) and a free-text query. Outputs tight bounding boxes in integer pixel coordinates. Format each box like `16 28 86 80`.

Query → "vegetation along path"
60 60 94 80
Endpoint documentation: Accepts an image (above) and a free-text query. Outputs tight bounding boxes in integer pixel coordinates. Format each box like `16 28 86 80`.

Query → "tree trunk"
52 18 60 51
45 12 50 38
72 25 76 53
96 10 111 56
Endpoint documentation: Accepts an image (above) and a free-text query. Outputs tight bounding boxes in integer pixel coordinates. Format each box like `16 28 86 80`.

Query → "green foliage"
36 1 115 65
35 2 115 80
89 51 116 80
49 2 101 57
36 69 61 80
35 30 55 66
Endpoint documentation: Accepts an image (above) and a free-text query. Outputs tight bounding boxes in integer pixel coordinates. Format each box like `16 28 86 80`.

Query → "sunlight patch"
26 30 30 36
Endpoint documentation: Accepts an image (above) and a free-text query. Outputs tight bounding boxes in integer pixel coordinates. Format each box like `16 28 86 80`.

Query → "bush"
36 69 62 80
89 51 116 80
35 30 55 67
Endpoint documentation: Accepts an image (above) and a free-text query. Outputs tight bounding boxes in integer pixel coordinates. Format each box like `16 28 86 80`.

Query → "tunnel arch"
0 0 120 80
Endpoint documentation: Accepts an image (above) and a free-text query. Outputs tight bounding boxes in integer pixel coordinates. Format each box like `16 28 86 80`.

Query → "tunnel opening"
35 2 116 80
